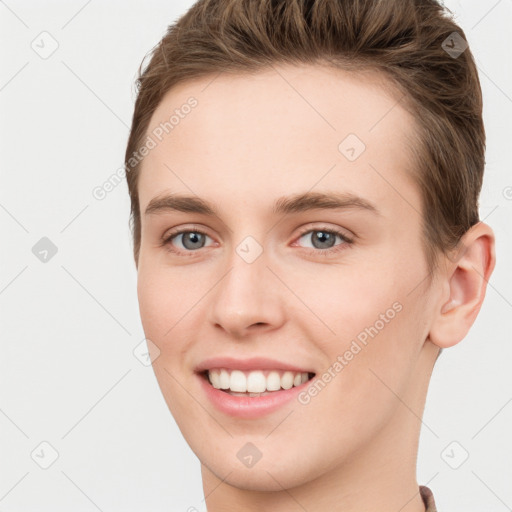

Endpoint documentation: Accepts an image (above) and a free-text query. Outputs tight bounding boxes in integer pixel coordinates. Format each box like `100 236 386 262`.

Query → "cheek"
136 260 181 341
292 264 401 344
136 261 207 374
302 258 429 390
136 264 196 414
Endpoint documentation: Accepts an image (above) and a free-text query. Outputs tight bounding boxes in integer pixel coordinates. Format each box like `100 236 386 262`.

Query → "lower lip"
197 373 312 419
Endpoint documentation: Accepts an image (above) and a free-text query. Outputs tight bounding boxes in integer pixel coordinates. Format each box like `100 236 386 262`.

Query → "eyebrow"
144 191 380 217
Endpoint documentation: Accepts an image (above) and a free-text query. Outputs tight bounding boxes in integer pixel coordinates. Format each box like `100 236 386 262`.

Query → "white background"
1 1 511 510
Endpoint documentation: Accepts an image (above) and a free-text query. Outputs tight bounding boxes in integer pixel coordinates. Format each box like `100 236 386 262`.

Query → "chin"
209 465 311 492
198 445 328 492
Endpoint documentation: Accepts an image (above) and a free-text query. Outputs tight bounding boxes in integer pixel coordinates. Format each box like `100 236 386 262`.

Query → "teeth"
267 371 281 391
207 368 311 393
219 369 230 389
230 370 247 392
208 369 221 389
247 371 266 392
281 371 294 390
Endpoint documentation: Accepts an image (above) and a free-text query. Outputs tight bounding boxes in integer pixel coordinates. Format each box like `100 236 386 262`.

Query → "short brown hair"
125 0 485 272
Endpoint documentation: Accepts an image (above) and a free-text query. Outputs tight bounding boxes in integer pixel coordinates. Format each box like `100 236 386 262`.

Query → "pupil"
183 232 204 250
313 231 334 249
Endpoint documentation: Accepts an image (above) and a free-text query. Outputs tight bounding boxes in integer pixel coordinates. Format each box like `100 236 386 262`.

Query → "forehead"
138 63 419 215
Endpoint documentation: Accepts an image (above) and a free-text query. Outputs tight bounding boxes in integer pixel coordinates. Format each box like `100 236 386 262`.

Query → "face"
136 64 442 491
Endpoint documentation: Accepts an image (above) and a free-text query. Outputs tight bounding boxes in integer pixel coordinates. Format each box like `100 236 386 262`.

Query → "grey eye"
174 231 212 250
299 230 341 250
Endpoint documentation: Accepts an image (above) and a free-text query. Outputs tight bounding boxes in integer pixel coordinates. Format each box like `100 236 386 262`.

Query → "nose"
208 248 286 339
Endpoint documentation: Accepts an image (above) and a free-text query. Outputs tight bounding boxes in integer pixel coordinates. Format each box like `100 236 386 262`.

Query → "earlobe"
428 222 496 349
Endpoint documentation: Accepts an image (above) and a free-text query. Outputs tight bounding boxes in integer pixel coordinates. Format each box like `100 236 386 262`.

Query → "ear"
428 221 496 349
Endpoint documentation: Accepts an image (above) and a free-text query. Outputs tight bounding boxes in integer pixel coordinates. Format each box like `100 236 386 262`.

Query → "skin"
135 63 495 512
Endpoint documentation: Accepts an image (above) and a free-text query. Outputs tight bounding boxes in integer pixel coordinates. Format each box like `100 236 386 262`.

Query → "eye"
161 225 354 257
294 227 353 255
162 227 214 254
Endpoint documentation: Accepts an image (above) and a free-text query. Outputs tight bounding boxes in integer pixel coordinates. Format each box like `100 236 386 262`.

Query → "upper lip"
195 356 314 374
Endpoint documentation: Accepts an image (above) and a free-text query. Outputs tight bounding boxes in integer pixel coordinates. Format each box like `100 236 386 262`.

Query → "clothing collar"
420 485 437 512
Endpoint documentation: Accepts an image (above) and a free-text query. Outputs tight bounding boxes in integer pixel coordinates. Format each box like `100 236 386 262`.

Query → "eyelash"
161 225 354 257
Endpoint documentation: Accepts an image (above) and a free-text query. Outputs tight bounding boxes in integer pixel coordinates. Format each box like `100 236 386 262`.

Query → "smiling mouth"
200 369 316 397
